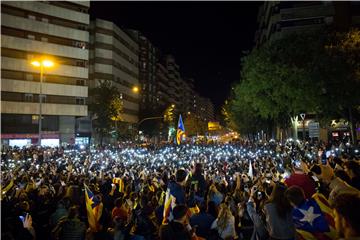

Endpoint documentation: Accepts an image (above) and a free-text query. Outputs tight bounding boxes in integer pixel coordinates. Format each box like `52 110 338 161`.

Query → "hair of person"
217 203 232 231
310 165 322 175
343 160 360 177
285 186 305 207
196 200 206 213
176 169 187 183
172 204 188 221
267 183 292 219
194 163 203 175
207 200 218 218
333 157 343 166
335 170 351 184
68 206 78 219
332 193 360 235
114 197 123 208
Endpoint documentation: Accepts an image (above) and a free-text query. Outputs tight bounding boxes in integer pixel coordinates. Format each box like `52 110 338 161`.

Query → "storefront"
1 133 60 147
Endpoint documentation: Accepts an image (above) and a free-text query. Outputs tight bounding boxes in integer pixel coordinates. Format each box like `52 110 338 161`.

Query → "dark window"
24 93 33 102
76 98 85 105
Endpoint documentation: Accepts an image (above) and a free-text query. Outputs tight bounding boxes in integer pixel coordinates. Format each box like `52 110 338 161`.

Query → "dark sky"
90 1 262 113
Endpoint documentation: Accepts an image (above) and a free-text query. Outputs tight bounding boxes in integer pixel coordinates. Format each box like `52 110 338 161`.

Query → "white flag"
248 160 253 179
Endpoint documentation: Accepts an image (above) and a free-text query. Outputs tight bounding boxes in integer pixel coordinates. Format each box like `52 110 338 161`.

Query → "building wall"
1 1 90 144
255 2 360 47
89 19 140 123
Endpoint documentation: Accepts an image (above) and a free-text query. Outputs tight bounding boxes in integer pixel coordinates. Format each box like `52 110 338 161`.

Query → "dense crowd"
1 139 360 240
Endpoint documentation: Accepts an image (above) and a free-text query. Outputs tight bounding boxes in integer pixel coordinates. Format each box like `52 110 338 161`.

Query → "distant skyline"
90 1 262 112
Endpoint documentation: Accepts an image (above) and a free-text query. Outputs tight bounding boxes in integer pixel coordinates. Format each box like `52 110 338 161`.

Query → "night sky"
90 1 262 113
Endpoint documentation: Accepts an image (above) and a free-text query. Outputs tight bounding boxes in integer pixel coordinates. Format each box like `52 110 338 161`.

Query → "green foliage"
163 105 176 126
230 28 360 137
320 29 360 119
89 81 122 143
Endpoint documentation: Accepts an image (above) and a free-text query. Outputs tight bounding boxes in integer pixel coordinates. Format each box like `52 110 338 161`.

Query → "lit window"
32 115 39 124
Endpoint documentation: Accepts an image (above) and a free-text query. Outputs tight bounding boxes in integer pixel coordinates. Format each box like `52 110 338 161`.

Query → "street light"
30 58 54 145
300 113 306 141
132 86 139 93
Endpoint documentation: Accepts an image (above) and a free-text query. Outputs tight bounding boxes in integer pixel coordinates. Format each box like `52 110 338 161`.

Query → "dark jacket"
56 217 86 240
169 181 186 205
190 173 207 197
159 221 192 240
190 212 215 239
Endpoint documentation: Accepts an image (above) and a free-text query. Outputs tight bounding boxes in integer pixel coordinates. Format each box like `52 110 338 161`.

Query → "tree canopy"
226 28 360 138
89 81 123 144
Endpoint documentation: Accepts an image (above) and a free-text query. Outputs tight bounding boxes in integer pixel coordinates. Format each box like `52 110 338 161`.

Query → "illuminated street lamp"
30 58 54 145
132 86 139 93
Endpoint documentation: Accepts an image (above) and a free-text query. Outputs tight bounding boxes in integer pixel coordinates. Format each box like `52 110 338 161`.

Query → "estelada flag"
162 188 176 224
293 193 336 240
176 114 185 145
84 184 103 232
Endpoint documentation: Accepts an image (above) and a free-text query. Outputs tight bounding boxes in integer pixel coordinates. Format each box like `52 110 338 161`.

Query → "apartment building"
164 55 182 108
89 19 140 124
127 30 159 111
1 1 90 146
255 1 360 47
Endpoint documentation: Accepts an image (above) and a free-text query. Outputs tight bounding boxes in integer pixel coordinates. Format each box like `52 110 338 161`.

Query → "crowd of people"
1 139 360 240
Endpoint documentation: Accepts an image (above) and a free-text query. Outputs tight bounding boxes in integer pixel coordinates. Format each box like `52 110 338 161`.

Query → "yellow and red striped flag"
295 193 337 240
176 114 185 145
162 188 176 224
84 184 103 232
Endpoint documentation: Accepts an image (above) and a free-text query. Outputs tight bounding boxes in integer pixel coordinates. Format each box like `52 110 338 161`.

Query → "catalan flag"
293 193 337 240
162 188 176 224
84 184 103 232
176 114 185 145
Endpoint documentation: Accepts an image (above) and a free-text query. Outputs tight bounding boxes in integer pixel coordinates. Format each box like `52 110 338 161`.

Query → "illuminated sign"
208 122 220 131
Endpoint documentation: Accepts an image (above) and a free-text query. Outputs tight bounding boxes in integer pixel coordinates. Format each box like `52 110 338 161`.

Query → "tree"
163 104 176 141
221 100 238 131
89 81 121 145
163 104 176 125
321 29 360 144
233 32 324 139
231 28 360 142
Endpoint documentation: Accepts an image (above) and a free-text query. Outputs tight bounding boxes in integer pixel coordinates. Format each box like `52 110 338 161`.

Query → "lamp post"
31 59 54 145
300 113 306 141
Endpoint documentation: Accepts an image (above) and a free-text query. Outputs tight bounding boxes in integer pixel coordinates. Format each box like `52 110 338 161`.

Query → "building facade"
128 31 159 111
1 1 90 146
89 19 140 124
255 1 360 47
155 62 171 108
